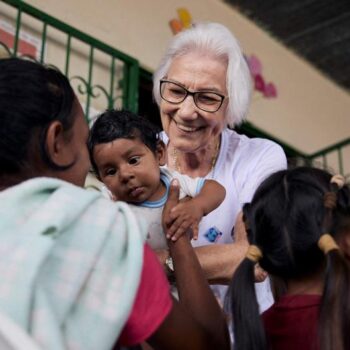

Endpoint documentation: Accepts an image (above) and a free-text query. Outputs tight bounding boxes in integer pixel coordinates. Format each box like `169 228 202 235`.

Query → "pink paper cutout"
248 55 262 76
263 82 277 98
254 74 265 92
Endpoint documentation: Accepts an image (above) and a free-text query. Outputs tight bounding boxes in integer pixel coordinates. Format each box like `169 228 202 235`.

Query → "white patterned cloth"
0 178 146 350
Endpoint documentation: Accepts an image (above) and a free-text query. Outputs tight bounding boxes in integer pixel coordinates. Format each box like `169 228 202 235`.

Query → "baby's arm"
167 180 225 241
191 179 226 216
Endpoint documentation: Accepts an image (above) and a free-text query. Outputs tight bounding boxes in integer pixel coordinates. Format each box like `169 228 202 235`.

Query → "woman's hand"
254 264 268 283
234 212 268 282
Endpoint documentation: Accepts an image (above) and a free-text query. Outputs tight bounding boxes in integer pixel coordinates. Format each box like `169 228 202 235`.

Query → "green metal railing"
0 0 139 121
0 0 348 176
239 122 349 177
307 137 350 176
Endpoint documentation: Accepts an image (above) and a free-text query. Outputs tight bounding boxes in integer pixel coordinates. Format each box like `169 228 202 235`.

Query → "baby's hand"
166 199 204 241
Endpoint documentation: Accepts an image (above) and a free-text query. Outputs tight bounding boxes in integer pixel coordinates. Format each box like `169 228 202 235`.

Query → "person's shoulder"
160 166 176 185
160 166 171 176
51 178 131 212
160 166 200 195
8 177 94 199
225 128 281 151
224 128 285 159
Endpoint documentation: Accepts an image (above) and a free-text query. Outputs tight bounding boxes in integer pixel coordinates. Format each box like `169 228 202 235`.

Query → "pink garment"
119 244 173 346
263 294 321 350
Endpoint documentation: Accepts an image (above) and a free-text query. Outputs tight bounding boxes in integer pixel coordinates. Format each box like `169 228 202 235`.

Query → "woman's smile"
173 119 205 133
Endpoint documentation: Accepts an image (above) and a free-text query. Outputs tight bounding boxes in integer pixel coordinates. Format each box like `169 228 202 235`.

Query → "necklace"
171 139 220 174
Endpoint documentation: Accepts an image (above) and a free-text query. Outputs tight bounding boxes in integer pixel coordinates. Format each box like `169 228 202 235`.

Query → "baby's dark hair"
88 109 160 176
227 167 350 350
0 57 76 179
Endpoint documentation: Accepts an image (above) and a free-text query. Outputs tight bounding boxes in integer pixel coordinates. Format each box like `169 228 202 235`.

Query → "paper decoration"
167 14 278 99
0 19 42 59
169 8 193 34
246 54 278 98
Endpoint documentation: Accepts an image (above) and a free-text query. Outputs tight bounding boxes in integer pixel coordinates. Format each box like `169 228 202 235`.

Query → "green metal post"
322 154 328 169
85 45 94 119
13 5 21 56
337 147 344 174
128 62 139 113
122 63 129 110
109 57 115 109
65 34 71 76
40 22 47 63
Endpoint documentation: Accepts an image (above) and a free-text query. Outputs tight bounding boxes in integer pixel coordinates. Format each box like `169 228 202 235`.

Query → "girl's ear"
45 120 74 167
156 140 167 166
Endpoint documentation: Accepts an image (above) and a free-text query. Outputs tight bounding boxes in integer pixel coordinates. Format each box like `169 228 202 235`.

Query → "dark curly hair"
88 109 160 177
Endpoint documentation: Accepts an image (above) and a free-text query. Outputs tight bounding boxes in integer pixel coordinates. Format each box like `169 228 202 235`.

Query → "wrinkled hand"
254 263 268 283
166 199 204 241
233 212 267 282
232 211 248 243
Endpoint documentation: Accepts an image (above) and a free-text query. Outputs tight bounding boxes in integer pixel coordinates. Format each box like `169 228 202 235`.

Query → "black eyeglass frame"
159 79 226 113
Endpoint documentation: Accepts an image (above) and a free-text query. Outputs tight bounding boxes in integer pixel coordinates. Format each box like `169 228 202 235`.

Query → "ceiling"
225 0 350 92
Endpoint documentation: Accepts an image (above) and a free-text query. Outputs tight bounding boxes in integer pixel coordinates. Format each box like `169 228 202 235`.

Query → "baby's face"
93 138 166 203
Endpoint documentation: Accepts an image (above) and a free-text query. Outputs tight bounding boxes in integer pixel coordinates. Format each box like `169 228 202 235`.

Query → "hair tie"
324 192 337 209
318 233 340 254
330 174 345 189
246 245 262 262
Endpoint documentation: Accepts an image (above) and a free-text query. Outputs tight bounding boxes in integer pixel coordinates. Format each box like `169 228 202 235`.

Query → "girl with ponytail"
228 167 350 350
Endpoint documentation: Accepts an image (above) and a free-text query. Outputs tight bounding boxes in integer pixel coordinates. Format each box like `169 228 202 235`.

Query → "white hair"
153 22 252 127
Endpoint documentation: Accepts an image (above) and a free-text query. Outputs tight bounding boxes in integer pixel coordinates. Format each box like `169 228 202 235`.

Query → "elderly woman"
153 22 287 307
0 57 229 350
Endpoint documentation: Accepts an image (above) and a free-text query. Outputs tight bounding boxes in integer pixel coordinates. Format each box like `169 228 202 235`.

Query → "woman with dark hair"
228 167 350 350
0 57 229 350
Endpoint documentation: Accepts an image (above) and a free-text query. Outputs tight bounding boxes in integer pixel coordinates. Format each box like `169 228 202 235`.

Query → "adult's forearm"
156 240 249 285
169 236 230 350
193 241 249 284
197 211 249 284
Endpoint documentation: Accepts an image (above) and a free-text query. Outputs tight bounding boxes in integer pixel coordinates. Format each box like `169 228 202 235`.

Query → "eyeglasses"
159 79 226 113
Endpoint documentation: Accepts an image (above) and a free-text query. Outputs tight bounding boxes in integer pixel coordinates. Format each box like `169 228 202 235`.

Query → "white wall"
4 0 350 161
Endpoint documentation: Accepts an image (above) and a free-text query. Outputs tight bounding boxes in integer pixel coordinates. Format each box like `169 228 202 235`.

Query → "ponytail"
227 244 266 350
318 174 350 350
319 249 350 350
